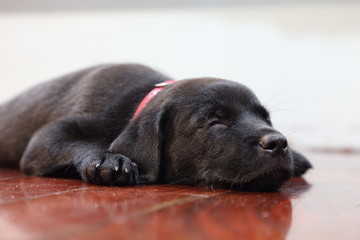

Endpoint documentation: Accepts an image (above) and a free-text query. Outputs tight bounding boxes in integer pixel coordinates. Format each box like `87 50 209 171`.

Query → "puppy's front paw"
82 153 138 186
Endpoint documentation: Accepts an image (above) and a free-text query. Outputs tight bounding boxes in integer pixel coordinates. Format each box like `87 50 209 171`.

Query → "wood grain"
0 151 358 240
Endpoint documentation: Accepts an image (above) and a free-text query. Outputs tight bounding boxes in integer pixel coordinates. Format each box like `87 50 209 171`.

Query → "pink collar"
132 80 176 120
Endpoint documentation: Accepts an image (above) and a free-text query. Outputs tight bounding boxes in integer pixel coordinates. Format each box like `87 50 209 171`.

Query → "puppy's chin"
211 168 292 192
232 149 294 191
208 166 293 192
236 168 293 192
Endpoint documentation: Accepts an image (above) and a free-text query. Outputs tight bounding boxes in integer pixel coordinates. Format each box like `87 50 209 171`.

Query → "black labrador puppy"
0 64 311 191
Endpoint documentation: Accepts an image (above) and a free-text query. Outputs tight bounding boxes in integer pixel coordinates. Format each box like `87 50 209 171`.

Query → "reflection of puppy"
0 64 312 191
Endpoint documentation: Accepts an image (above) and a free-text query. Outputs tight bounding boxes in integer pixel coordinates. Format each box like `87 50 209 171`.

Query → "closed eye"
208 119 228 129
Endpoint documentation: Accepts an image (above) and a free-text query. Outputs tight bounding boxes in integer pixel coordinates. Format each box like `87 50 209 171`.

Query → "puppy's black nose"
259 134 288 155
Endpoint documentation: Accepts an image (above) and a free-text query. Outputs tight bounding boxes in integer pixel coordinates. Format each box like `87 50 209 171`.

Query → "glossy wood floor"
0 151 359 240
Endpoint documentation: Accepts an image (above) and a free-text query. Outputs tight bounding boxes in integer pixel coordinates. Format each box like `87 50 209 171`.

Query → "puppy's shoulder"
82 63 168 85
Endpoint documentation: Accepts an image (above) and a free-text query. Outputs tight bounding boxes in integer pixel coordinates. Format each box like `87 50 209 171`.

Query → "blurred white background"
0 1 359 150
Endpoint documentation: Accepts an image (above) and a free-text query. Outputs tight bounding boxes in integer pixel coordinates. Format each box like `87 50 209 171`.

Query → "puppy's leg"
20 118 138 185
291 149 312 177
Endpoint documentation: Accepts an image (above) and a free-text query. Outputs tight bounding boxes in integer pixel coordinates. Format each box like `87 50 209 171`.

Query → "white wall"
1 3 359 150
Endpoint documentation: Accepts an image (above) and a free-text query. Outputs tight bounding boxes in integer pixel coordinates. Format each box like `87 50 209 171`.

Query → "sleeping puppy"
0 64 312 191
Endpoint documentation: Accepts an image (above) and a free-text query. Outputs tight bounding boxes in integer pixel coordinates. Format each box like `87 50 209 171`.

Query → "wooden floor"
0 151 359 240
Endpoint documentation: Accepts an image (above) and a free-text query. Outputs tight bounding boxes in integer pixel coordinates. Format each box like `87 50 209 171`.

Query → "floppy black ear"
108 104 171 183
291 149 312 177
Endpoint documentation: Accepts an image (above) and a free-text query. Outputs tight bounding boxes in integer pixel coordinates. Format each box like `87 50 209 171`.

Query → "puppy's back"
0 65 107 167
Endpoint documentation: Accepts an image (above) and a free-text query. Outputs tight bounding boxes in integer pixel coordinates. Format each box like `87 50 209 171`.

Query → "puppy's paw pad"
83 162 101 183
81 154 138 186
99 168 114 185
98 153 138 186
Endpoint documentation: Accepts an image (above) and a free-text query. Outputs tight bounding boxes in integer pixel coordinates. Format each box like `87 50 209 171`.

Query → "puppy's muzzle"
259 133 288 156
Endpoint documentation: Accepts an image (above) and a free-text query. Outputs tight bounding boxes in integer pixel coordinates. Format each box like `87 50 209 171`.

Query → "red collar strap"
132 80 176 120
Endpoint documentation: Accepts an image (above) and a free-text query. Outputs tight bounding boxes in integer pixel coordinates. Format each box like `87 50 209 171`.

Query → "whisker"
264 89 298 106
269 109 297 113
283 129 303 138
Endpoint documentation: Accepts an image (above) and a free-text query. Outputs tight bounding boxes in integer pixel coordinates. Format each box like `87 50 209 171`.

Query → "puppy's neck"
132 80 176 120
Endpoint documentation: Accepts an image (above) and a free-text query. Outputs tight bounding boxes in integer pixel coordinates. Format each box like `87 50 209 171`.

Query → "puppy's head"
110 78 310 191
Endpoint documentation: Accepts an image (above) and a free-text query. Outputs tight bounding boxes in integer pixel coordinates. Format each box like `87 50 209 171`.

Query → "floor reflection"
0 171 313 240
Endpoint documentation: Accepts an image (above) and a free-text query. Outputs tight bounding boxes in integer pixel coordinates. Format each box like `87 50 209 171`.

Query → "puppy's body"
0 64 311 191
0 65 165 166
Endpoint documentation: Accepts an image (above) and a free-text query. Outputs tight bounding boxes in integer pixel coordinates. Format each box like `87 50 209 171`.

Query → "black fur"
0 64 312 191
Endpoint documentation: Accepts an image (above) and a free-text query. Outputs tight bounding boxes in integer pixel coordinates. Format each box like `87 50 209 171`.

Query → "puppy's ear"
291 149 312 177
108 104 172 183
